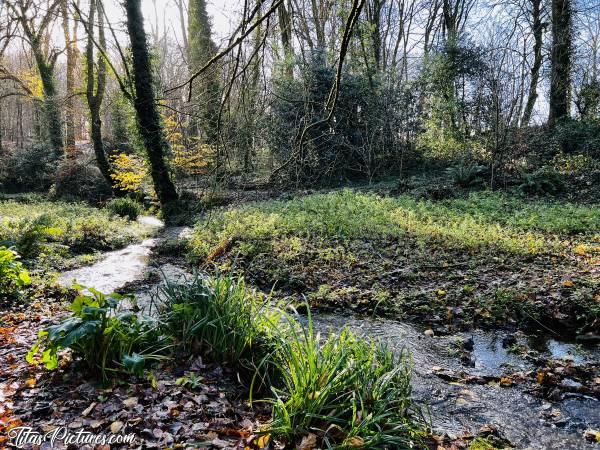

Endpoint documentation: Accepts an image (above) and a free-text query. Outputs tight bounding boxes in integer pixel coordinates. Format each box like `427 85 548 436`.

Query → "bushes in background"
106 197 143 220
50 157 112 202
519 167 565 196
0 144 56 192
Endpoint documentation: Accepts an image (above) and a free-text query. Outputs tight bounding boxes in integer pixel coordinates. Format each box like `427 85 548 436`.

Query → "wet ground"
314 315 600 450
56 222 600 449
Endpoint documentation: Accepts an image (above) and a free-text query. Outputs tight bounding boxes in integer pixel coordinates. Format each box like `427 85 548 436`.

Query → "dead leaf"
122 397 138 408
536 371 545 384
256 433 270 448
583 429 600 442
346 436 364 447
110 420 123 434
299 433 317 450
81 402 97 416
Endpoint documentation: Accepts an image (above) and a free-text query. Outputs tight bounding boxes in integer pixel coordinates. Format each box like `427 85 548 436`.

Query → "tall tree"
188 0 220 144
548 0 572 125
365 0 384 71
124 0 178 208
521 0 545 126
85 0 112 188
277 0 294 77
7 0 63 155
60 0 79 153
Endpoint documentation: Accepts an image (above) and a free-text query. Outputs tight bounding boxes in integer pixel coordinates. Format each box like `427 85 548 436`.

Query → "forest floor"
1 186 599 449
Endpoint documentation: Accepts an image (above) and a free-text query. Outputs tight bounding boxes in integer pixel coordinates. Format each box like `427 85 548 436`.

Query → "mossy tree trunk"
188 0 221 145
549 0 572 126
60 0 78 153
8 0 64 156
85 0 113 189
33 48 63 155
125 0 178 208
521 0 544 127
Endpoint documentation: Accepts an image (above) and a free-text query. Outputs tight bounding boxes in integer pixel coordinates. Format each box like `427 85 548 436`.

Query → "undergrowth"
30 275 425 448
27 287 170 382
189 189 599 259
0 198 151 269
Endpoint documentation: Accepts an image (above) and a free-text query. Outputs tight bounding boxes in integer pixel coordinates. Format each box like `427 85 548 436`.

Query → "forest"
0 0 599 448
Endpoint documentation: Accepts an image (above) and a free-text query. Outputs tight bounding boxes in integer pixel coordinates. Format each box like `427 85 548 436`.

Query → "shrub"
446 161 488 187
267 311 422 448
0 247 31 299
0 199 149 265
27 287 169 381
0 144 56 192
3 214 63 259
519 167 565 196
109 153 148 195
106 197 143 220
155 274 280 379
50 157 112 202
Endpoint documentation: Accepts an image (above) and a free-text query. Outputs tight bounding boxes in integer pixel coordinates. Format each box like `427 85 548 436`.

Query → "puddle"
314 315 600 450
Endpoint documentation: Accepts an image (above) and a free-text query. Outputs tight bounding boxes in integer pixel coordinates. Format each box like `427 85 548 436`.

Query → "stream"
58 222 600 450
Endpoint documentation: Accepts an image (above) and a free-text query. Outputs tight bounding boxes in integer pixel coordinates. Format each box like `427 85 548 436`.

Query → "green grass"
268 311 422 449
0 198 151 269
153 274 424 448
189 189 599 258
155 274 281 375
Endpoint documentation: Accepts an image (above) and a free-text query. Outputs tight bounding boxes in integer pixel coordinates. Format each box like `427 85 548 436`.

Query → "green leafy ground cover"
0 197 151 273
189 189 599 334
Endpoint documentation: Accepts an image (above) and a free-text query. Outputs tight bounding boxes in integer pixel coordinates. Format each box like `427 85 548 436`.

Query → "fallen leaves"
110 420 124 433
0 326 16 345
584 429 600 442
299 432 317 449
122 397 139 408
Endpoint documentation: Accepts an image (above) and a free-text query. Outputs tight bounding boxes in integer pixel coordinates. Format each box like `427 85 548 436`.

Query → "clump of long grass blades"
154 273 281 384
265 308 425 449
155 274 425 447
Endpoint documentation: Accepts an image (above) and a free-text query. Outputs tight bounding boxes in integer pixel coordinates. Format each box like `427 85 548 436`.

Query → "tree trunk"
278 0 293 78
32 48 63 155
60 0 77 153
366 0 383 71
86 0 113 188
125 0 178 207
548 0 572 126
188 0 221 144
521 0 544 126
0 100 3 155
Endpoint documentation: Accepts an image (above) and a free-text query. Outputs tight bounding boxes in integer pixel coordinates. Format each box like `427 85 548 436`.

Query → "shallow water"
314 315 600 450
58 238 157 292
57 233 600 449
